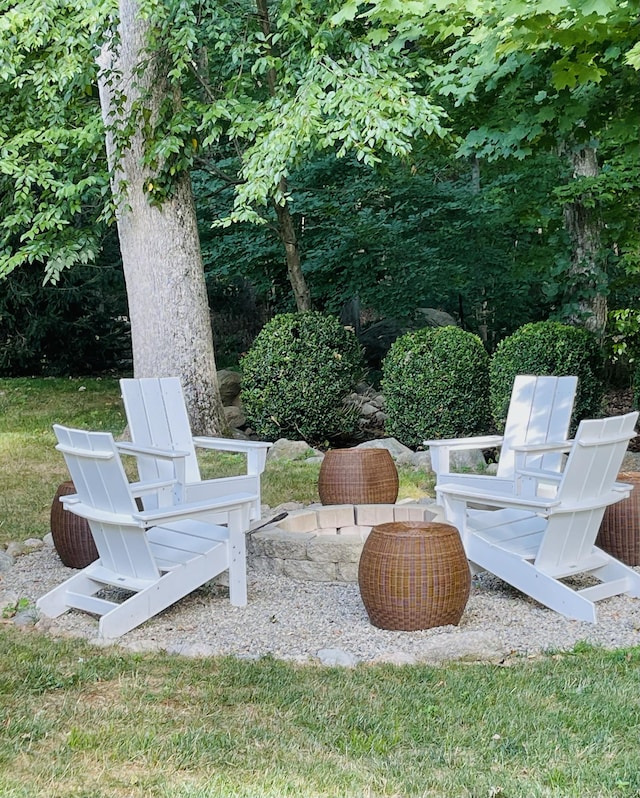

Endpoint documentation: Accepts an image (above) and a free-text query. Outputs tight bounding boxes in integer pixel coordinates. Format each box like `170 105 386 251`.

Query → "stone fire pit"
247 501 445 583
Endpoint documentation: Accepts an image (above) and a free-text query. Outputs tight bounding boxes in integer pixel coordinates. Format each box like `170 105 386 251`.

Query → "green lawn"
1 629 640 797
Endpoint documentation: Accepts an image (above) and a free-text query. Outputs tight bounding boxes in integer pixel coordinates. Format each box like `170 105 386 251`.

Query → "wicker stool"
318 448 399 505
596 472 640 566
358 521 471 631
50 480 98 569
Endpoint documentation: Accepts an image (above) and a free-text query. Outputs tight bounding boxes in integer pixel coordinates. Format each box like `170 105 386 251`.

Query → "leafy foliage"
240 311 365 444
0 256 131 376
340 0 640 324
198 149 567 341
489 321 605 430
607 309 640 366
382 326 491 447
0 0 111 280
128 0 448 225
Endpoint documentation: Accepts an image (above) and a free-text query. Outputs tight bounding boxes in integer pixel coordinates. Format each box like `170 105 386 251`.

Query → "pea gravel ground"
2 542 640 665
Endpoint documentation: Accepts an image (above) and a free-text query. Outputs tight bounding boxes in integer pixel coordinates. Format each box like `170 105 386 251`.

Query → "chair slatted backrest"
497 375 578 478
535 411 638 572
53 424 160 582
121 377 202 484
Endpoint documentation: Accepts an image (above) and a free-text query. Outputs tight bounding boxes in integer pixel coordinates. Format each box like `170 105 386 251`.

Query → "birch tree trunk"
563 146 607 337
97 0 228 435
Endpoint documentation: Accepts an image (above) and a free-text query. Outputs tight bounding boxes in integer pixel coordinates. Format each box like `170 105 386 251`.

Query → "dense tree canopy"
0 0 638 376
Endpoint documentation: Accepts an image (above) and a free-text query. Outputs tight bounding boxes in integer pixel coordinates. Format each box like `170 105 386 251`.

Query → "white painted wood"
427 375 578 509
438 411 640 622
37 425 257 638
121 377 271 521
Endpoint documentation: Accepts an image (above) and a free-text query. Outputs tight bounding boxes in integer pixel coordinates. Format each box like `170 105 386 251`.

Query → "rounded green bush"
240 311 365 444
381 326 492 448
489 321 605 430
633 363 640 411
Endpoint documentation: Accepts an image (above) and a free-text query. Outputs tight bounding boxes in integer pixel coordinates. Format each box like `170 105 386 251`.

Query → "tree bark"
562 146 607 336
256 0 312 312
97 0 229 435
273 179 312 311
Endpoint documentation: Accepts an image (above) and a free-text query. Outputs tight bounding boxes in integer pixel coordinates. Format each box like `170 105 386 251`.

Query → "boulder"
267 439 323 461
224 405 246 429
216 370 242 405
413 307 457 328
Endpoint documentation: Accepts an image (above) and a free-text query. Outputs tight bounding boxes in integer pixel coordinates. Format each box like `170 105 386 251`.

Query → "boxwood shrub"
381 326 492 448
240 311 365 444
489 320 605 430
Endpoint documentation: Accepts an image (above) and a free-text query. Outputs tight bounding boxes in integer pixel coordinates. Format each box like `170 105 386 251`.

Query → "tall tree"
0 0 228 433
0 0 447 407
96 0 227 433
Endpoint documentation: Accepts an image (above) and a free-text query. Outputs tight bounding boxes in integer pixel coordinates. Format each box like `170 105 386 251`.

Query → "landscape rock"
6 538 44 558
224 405 246 429
449 448 487 472
356 437 414 461
317 648 359 667
0 551 15 572
413 307 457 328
370 651 419 666
216 369 243 405
417 630 508 664
267 439 322 461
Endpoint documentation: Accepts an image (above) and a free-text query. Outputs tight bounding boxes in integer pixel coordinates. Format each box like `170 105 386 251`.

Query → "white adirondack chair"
37 424 257 639
426 374 578 507
120 377 271 522
437 411 640 623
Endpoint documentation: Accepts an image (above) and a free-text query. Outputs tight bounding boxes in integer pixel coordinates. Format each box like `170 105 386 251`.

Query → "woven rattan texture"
358 521 471 631
318 448 399 505
596 472 640 566
50 481 99 569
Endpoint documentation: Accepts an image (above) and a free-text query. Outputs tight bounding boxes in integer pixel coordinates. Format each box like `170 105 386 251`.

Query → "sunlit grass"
1 628 640 797
0 378 127 546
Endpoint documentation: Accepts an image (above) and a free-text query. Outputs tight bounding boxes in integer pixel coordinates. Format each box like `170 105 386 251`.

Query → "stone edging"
247 502 445 583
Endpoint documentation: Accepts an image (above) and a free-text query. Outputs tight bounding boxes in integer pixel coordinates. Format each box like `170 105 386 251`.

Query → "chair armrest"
434 474 516 495
511 441 572 455
425 435 503 451
437 481 561 513
134 491 258 524
192 437 271 453
191 437 271 474
116 441 191 460
516 468 563 483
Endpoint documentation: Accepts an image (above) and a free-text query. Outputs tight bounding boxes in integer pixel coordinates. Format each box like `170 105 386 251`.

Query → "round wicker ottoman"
50 480 98 569
358 521 471 631
318 448 399 505
596 472 640 566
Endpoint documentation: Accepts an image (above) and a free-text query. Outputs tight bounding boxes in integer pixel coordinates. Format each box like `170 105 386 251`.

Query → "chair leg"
36 572 105 618
98 544 232 638
227 506 248 606
466 537 598 622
